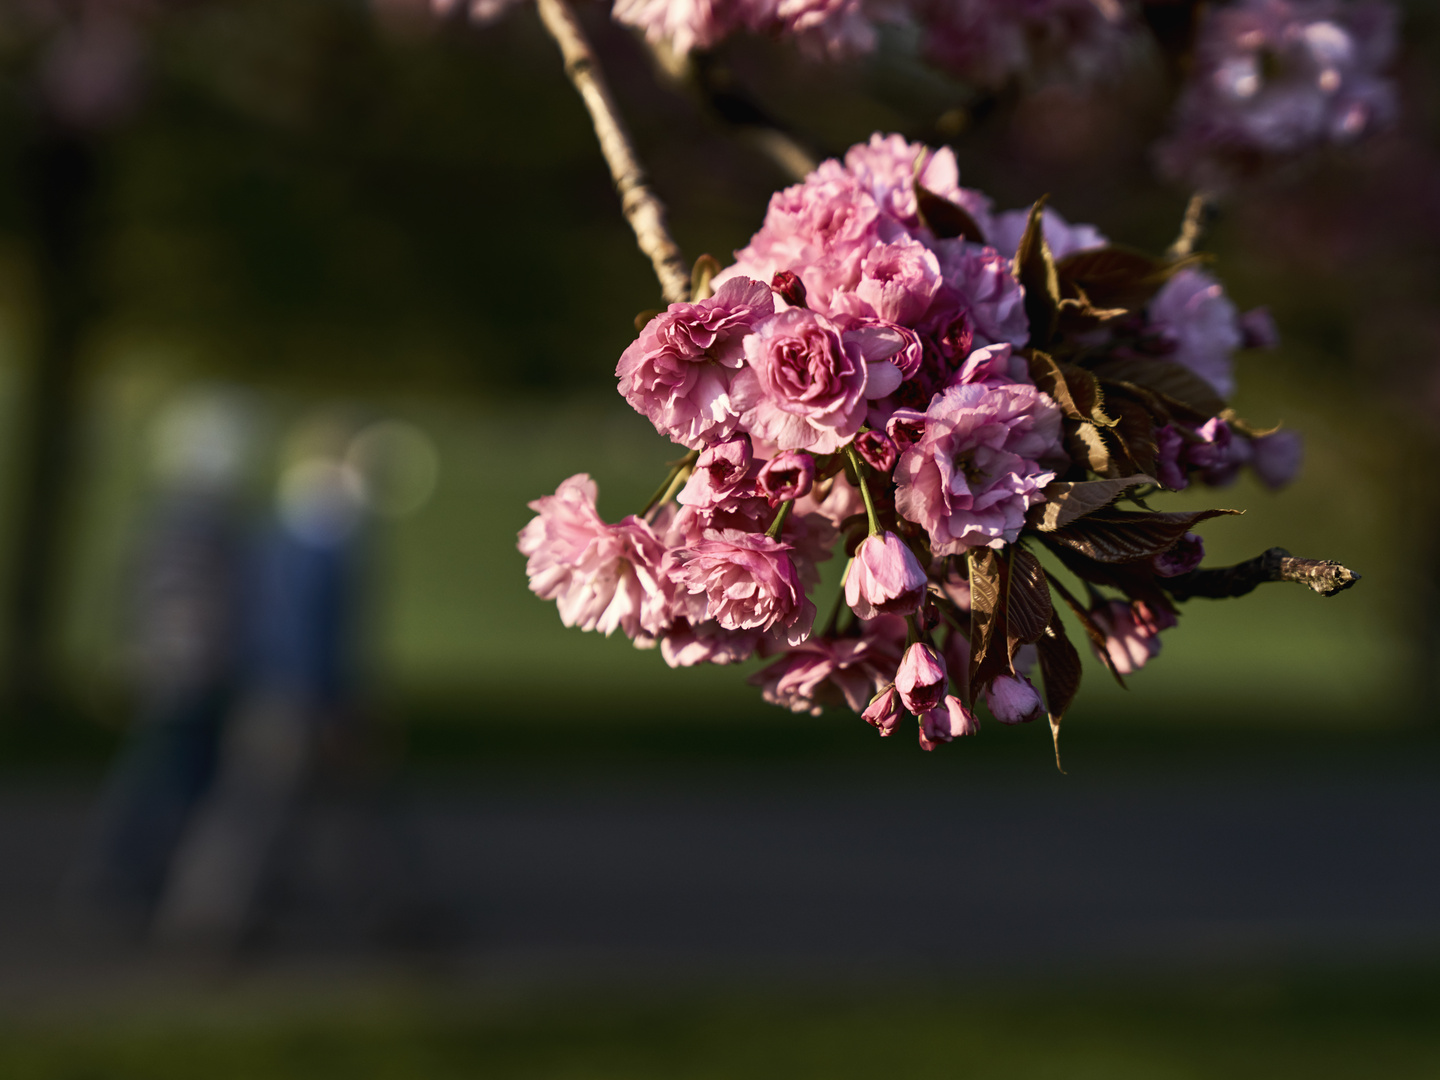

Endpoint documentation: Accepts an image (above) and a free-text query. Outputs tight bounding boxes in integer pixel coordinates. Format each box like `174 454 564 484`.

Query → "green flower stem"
765 498 793 539
843 443 883 537
641 449 699 518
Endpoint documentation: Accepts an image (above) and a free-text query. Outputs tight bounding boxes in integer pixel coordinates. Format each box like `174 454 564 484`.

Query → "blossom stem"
641 449 698 518
535 0 691 305
765 499 793 539
843 443 883 537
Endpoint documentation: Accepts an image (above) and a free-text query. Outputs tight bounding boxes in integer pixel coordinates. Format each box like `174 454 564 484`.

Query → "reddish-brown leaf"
1037 610 1083 772
1055 247 1202 312
1048 508 1240 564
1027 351 1115 427
1065 422 1116 476
1092 358 1226 417
1109 397 1159 477
967 548 1003 695
1013 197 1059 347
915 184 987 244
1029 476 1157 531
1006 548 1053 655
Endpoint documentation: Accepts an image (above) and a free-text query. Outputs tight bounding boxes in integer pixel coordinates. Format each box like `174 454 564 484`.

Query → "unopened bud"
984 674 1043 725
757 450 815 505
855 429 898 473
846 532 927 620
861 683 904 736
918 694 979 750
771 271 808 309
895 641 947 714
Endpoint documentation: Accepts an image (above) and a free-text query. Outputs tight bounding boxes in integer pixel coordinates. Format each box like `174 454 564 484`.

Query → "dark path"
0 749 1436 1006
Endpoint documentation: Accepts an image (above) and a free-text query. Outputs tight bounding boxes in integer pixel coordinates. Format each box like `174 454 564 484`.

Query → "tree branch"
535 0 691 305
1162 547 1361 601
1166 191 1214 260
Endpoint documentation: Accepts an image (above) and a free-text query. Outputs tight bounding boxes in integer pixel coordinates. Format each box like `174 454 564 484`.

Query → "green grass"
2 971 1437 1078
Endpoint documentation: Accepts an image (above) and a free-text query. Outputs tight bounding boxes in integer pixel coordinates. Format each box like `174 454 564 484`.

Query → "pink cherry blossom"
895 641 947 713
1147 268 1241 399
617 276 775 449
732 308 869 453
862 683 904 735
845 532 928 620
984 674 1044 724
750 625 903 714
893 382 1063 554
659 619 762 668
672 528 816 645
1089 599 1178 676
918 694 980 750
518 474 673 643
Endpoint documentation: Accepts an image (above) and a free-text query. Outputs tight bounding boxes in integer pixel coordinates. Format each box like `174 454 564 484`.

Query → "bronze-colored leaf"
1006 548 1053 654
1036 609 1083 773
1012 197 1059 348
690 254 722 302
1055 246 1203 313
967 548 1003 698
1109 398 1159 477
1029 476 1158 531
1092 358 1226 417
1027 351 1116 427
915 183 986 244
1049 508 1240 564
1065 421 1116 476
1045 571 1126 687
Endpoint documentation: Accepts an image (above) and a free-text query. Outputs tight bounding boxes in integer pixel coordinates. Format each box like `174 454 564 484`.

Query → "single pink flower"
659 619 762 668
1089 600 1178 676
893 381 1063 554
861 683 904 735
732 308 869 453
673 528 816 645
757 450 816 505
984 674 1044 724
845 532 928 620
518 474 673 643
616 276 775 449
895 641 948 713
918 694 979 750
677 436 758 509
749 631 898 714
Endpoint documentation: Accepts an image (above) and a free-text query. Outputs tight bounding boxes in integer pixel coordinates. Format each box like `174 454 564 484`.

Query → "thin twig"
535 0 691 304
1162 547 1361 601
1166 191 1213 260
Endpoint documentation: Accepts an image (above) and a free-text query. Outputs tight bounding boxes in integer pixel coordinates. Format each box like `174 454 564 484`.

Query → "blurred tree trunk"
4 129 99 720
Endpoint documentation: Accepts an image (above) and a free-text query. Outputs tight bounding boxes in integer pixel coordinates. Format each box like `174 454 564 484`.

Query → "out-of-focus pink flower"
846 532 928 620
732 308 869 453
1155 424 1189 490
895 641 948 713
1239 306 1281 350
611 0 758 55
1250 429 1304 489
518 474 673 642
1152 531 1205 577
1189 417 1252 486
757 450 816 505
986 205 1109 261
839 134 991 235
1147 268 1241 400
750 629 901 714
617 276 775 449
893 382 1063 554
862 683 904 735
915 0 1139 92
918 694 980 750
1157 0 1398 190
673 528 815 644
984 673 1044 724
1089 599 1178 676
660 619 762 667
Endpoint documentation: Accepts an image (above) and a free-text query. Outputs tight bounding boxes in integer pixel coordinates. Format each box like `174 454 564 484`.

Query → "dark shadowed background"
0 0 1435 1076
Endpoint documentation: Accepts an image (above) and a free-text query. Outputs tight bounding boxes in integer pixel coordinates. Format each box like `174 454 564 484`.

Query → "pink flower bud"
1152 531 1205 577
895 641 947 714
861 683 904 736
771 270 808 309
984 674 1043 725
855 429 898 472
918 694 979 750
846 532 928 620
1250 430 1303 491
757 450 816 505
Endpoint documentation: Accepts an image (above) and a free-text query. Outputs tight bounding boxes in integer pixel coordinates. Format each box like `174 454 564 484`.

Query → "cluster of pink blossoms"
1157 0 1398 190
521 133 1302 748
